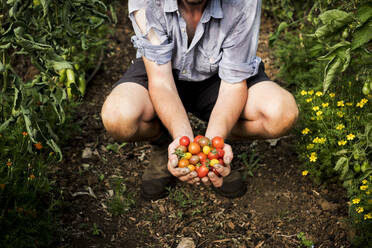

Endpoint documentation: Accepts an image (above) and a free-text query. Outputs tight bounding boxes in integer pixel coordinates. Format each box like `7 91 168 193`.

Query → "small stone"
177 237 195 248
318 199 339 211
82 147 93 159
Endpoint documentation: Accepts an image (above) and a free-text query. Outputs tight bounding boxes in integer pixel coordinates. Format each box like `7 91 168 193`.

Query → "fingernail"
191 172 197 177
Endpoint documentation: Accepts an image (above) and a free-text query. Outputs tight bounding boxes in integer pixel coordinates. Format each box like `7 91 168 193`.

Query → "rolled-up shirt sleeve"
128 0 173 64
218 0 262 84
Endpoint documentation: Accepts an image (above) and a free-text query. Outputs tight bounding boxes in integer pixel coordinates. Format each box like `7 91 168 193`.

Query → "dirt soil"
54 6 353 248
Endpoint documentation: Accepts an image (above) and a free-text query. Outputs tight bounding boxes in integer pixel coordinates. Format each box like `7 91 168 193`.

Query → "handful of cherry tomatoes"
175 135 225 178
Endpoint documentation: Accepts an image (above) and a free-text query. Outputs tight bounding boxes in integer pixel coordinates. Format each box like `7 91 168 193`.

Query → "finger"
223 143 233 165
186 177 200 185
179 171 198 182
214 163 231 177
208 172 223 188
168 161 190 177
201 176 211 186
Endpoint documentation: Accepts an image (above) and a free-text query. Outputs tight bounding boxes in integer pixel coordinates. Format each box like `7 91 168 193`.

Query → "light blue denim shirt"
128 0 262 84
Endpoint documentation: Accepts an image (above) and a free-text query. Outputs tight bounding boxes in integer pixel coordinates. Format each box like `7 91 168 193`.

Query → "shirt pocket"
194 47 221 75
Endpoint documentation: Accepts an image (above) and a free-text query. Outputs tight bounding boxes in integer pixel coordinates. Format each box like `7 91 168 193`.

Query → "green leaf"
334 156 348 171
0 61 5 73
46 139 63 162
0 117 15 133
319 9 352 26
340 161 349 180
39 0 49 17
269 22 288 46
351 19 372 50
22 108 36 143
109 4 118 24
323 57 342 92
355 3 372 25
318 41 350 61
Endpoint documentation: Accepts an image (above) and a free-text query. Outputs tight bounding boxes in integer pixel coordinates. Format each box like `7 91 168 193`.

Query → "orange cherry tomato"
188 164 196 171
178 158 189 168
188 142 201 155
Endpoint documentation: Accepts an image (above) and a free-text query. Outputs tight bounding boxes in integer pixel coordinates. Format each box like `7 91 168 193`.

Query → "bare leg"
101 83 161 142
230 81 299 140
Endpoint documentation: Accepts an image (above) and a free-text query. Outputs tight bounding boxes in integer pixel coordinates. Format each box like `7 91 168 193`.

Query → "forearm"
149 84 193 139
205 80 247 139
144 58 193 139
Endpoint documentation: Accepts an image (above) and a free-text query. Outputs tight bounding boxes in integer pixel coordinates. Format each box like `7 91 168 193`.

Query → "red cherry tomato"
207 148 219 160
216 148 224 158
212 136 224 149
196 164 209 178
179 136 190 146
197 152 207 162
188 142 201 155
218 158 224 166
194 135 204 143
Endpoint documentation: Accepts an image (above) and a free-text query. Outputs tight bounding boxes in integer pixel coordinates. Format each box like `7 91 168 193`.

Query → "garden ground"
54 7 353 248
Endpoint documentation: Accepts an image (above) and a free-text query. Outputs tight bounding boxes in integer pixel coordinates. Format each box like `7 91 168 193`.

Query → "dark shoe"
213 170 247 198
141 134 175 201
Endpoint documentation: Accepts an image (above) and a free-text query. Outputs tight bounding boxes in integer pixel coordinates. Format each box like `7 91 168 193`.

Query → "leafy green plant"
107 178 135 216
238 150 261 179
92 223 103 236
297 232 314 248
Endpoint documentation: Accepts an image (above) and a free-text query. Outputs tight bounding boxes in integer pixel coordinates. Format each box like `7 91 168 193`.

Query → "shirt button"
181 28 186 33
182 70 187 74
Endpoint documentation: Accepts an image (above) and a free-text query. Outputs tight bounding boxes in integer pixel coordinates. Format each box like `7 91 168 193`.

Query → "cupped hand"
201 143 232 187
167 137 200 185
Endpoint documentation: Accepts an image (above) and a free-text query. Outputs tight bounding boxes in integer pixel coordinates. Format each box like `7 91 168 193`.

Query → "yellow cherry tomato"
188 164 196 171
203 146 211 155
184 152 192 160
210 159 219 167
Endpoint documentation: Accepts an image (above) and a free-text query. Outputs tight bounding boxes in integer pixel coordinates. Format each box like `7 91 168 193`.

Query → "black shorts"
113 58 270 122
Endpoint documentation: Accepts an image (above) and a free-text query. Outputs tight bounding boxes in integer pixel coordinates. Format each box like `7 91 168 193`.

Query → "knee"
263 93 299 138
101 98 140 141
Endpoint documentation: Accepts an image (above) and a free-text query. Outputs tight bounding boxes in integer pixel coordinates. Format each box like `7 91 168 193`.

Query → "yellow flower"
306 98 312 102
34 142 43 150
367 190 371 195
302 170 309 176
356 207 364 213
316 111 323 116
336 124 345 130
308 90 314 95
337 111 344 118
364 213 372 220
329 93 335 98
302 128 310 135
28 174 35 180
307 144 314 150
360 185 368 191
315 91 323 97
312 106 320 111
346 133 355 140
352 198 361 204
346 102 353 106
300 90 307 96
313 137 320 143
6 160 12 167
319 138 326 144
356 98 368 108
337 101 344 107
309 152 317 162
362 179 368 184
322 103 329 108
338 140 347 146
22 131 28 137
